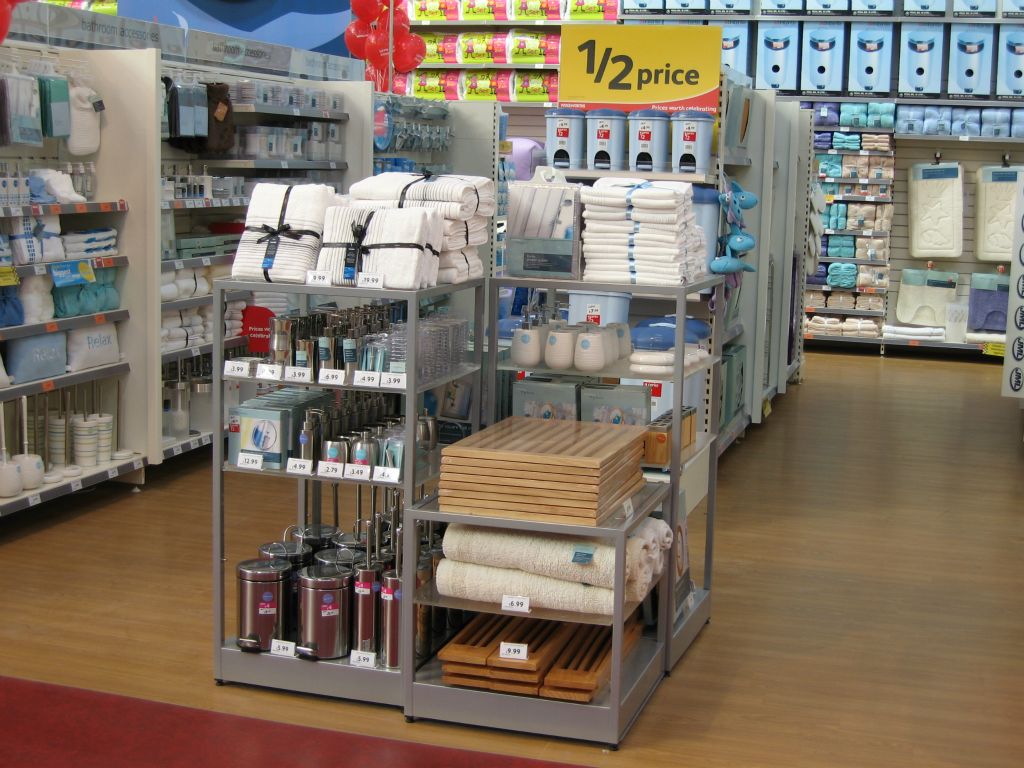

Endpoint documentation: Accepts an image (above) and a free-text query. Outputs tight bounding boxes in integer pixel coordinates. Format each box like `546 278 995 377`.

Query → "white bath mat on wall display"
908 162 963 260
975 166 1024 262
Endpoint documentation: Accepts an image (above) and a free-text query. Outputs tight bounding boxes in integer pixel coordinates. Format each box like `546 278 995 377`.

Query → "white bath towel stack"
63 227 117 259
19 274 55 323
807 315 842 335
199 299 246 343
231 183 334 284
882 324 945 341
347 172 495 285
315 205 444 290
841 318 880 338
628 346 710 376
160 308 204 352
2 217 42 265
580 178 707 286
250 292 291 316
436 518 673 615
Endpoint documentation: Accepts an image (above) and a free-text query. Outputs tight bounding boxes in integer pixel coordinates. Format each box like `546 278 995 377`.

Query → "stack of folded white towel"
855 294 885 312
628 346 710 376
161 308 204 352
19 274 55 323
63 227 117 259
964 331 1005 344
314 202 446 289
231 183 335 284
160 267 212 303
347 173 494 285
2 216 64 264
579 178 707 286
841 318 880 337
199 299 246 343
807 315 842 335
251 292 291 316
882 324 945 341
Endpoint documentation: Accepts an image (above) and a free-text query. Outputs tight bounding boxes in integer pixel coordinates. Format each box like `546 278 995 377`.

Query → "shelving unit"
210 277 485 707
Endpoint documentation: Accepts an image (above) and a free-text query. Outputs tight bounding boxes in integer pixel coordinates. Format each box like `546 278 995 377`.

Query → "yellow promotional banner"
559 25 722 113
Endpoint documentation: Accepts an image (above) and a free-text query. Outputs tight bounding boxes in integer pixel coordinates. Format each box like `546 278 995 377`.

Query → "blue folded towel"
923 106 951 135
1013 110 1024 139
896 105 925 134
813 102 840 127
981 108 1011 137
840 103 869 127
866 102 895 128
952 108 981 137
827 261 858 288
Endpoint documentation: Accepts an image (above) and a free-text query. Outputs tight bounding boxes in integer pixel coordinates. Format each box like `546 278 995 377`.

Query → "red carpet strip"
0 676 579 768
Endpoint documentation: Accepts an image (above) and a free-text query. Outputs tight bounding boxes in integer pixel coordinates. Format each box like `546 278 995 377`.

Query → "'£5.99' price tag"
499 642 529 661
237 453 264 471
350 650 376 668
501 595 531 613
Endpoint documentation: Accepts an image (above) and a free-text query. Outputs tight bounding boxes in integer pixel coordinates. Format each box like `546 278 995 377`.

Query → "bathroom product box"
898 23 946 96
506 182 581 279
722 344 747 422
801 22 846 93
720 23 751 76
1006 0 1024 18
850 0 893 12
643 408 697 467
760 0 803 13
621 0 665 12
709 0 751 11
947 24 995 97
902 0 947 15
512 377 580 421
580 384 652 426
805 0 849 13
756 22 801 91
997 26 1024 97
952 0 995 16
229 406 291 469
847 23 894 95
664 0 708 12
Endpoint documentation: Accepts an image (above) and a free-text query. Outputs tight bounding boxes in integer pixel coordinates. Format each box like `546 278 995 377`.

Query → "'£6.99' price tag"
350 650 376 669
318 368 344 386
501 595 531 614
499 642 529 661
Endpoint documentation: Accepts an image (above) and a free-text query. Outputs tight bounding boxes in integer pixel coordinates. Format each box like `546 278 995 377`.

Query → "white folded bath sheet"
348 172 496 219
231 183 334 284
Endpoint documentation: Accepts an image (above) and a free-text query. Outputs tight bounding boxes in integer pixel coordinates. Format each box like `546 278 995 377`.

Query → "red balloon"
351 0 384 21
375 7 410 38
364 28 392 67
0 4 11 47
393 33 427 74
344 19 373 60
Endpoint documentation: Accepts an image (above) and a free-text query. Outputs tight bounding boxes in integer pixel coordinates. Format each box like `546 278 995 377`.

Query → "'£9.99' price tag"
499 642 529 661
306 270 331 287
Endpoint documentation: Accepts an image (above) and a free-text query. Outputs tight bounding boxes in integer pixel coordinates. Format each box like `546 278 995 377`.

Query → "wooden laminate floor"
1 351 1022 768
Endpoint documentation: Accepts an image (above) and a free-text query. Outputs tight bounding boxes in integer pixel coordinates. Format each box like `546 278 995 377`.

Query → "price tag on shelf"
284 366 312 384
224 360 250 378
172 445 183 456
343 464 371 481
306 270 331 287
70 479 83 492
317 460 343 478
28 494 42 507
133 459 144 471
318 368 345 386
237 453 264 471
353 371 380 388
379 372 406 390
356 272 383 289
350 650 376 669
499 642 529 661
256 363 284 381
501 595 531 614
622 497 635 516
33 264 47 276
329 161 338 170
270 639 296 657
286 457 314 476
959 135 969 141
859 150 869 156
107 468 119 480
189 439 201 450
280 161 289 169
201 257 212 267
373 466 401 484
174 259 185 270
292 108 301 117
190 347 201 358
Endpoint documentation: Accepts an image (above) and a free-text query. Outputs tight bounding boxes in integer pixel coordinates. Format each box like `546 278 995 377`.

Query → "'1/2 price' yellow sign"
559 25 722 113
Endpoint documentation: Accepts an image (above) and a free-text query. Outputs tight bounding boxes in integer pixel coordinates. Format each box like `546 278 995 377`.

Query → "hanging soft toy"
711 180 758 274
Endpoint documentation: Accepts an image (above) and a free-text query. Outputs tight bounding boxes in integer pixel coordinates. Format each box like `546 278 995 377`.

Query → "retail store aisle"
0 352 1021 768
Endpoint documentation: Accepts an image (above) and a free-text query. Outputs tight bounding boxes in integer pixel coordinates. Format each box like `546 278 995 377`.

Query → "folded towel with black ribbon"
348 172 496 220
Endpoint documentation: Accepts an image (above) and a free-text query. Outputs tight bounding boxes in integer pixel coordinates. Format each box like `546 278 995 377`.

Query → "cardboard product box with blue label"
997 25 1024 97
757 22 801 91
801 22 846 92
806 0 849 13
719 22 751 76
903 0 947 14
947 24 994 96
512 377 580 421
621 0 665 13
952 0 995 16
899 23 946 96
1007 0 1024 18
760 0 803 13
709 0 751 11
665 0 708 12
850 0 893 12
580 384 652 426
848 23 894 95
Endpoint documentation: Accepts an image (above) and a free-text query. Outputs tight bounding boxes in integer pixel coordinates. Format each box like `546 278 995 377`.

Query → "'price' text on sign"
559 25 722 113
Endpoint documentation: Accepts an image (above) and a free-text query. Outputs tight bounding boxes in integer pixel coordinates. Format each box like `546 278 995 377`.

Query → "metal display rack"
210 277 484 706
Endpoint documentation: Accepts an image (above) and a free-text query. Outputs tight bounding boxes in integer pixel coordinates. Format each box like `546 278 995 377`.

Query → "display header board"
558 25 722 113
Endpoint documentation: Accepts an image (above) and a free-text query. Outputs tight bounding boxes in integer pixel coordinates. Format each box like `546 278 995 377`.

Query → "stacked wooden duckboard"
437 612 641 703
439 417 648 526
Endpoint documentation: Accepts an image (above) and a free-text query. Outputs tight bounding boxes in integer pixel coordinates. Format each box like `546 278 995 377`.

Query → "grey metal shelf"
198 159 347 171
13 256 128 277
492 274 724 298
723 321 745 344
717 411 750 457
819 177 892 186
0 309 129 342
823 229 890 237
225 446 442 488
0 452 145 519
803 333 881 345
161 336 247 365
496 354 720 383
213 277 483 303
162 290 248 312
669 588 711 669
231 104 349 122
163 432 213 460
805 333 997 352
805 307 885 317
161 196 249 211
0 199 127 217
224 361 480 396
821 149 895 158
555 167 717 185
818 256 889 265
642 431 717 477
161 253 234 272
420 62 559 70
829 194 892 203
0 361 131 401
806 285 887 295
895 134 1024 144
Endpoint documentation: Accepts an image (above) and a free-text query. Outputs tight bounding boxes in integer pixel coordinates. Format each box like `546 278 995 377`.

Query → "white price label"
343 463 371 481
499 642 529 661
292 108 301 116
379 372 406 390
623 497 635 516
356 272 383 289
318 368 345 386
317 460 343 478
172 445 183 456
256 363 283 381
286 458 314 476
28 494 41 507
201 256 212 267
284 366 312 383
33 264 47 275
70 479 83 492
107 468 119 480
174 259 185 270
353 371 380 388
859 150 869 156
350 651 377 669
373 466 401 484
191 347 201 358
237 453 264 471
501 595 531 613
959 135 969 141
270 639 296 657
133 459 144 471
306 270 331 287
190 439 201 450
224 360 250 378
